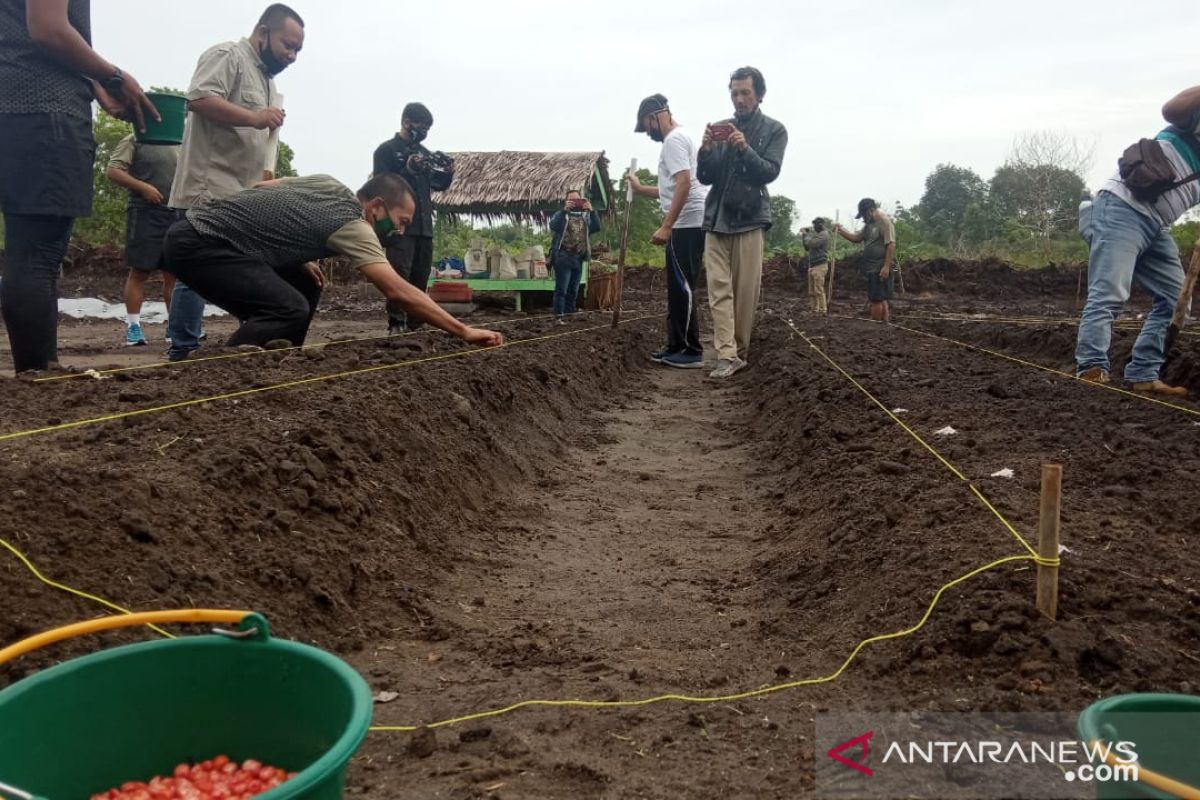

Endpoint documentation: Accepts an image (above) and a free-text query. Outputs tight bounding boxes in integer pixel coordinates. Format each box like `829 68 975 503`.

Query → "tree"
1009 130 1095 178
989 130 1091 240
599 168 665 266
765 194 798 251
915 163 987 246
989 163 1085 239
275 141 297 178
72 110 135 246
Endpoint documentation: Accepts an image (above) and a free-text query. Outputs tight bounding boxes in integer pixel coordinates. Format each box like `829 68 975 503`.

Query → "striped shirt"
1103 116 1200 226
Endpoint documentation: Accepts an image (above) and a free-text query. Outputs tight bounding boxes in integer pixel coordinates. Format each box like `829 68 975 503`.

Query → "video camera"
416 149 454 179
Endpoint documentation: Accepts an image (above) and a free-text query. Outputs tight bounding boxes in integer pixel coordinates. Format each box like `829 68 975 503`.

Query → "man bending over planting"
162 172 503 350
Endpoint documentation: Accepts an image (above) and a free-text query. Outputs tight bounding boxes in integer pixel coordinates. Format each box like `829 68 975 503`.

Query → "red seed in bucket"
90 756 296 800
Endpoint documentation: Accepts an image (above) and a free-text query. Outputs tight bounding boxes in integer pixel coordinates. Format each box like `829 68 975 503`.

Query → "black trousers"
385 234 434 330
163 221 321 347
1 213 74 372
665 227 705 355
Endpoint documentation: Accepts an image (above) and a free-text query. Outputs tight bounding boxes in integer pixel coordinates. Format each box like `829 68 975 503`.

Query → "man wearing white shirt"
629 94 710 369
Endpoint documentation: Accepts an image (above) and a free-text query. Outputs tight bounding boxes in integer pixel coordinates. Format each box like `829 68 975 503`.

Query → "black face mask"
409 127 428 144
259 32 288 76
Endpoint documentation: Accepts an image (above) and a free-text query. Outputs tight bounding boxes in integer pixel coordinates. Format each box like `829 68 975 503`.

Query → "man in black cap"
629 93 709 368
800 217 830 314
835 198 895 322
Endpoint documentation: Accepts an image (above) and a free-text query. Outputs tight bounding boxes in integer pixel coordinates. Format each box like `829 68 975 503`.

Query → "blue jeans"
553 255 582 318
166 280 206 361
1075 191 1185 382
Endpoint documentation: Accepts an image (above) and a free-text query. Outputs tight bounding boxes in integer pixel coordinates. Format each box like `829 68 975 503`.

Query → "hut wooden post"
612 158 637 328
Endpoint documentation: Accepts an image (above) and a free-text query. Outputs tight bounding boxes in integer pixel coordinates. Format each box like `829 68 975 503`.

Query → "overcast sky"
98 0 1199 230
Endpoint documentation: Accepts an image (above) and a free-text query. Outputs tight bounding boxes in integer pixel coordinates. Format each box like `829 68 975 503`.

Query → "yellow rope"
901 312 1200 337
1 317 654 444
0 537 173 638
0 313 1058 737
369 319 1061 732
890 321 1200 420
369 554 1039 732
785 319 1054 563
34 311 590 383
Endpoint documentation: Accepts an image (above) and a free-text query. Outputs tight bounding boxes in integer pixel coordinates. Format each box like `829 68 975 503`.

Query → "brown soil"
2 258 1200 798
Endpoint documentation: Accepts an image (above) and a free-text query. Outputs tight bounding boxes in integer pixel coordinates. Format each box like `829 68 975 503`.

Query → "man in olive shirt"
835 198 896 322
164 173 502 350
166 3 303 361
106 133 180 346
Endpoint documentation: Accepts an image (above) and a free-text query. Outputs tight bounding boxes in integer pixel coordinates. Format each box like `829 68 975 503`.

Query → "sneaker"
198 329 208 342
1078 367 1110 384
709 357 747 379
650 349 678 363
557 318 567 326
387 324 405 336
662 351 704 369
125 323 147 347
1130 379 1187 396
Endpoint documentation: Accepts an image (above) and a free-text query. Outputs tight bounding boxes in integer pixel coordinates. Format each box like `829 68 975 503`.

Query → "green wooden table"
430 262 589 312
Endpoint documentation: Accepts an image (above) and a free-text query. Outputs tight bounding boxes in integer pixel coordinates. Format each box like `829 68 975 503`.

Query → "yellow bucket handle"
0 610 253 669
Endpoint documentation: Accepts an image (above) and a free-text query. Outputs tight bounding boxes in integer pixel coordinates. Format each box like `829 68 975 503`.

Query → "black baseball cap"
856 198 877 220
634 93 669 132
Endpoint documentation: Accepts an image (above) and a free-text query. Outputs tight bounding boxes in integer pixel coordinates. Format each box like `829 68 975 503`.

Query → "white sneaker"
709 357 747 379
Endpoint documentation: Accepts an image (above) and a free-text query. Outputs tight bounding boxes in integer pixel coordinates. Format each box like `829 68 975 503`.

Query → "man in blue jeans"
547 190 601 322
1075 84 1200 396
166 3 305 360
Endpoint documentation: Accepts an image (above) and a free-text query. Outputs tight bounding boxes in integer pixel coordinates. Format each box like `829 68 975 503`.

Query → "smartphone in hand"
709 122 735 141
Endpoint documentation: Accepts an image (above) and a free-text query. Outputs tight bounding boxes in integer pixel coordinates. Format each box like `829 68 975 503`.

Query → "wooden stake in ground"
826 210 839 307
611 158 638 328
1036 463 1062 621
1164 241 1200 354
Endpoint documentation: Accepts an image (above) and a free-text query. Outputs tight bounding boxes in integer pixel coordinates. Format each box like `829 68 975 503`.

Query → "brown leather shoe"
1130 379 1187 397
1078 367 1110 384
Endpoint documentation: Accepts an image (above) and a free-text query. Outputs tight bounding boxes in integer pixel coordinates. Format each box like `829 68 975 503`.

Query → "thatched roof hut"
433 151 614 224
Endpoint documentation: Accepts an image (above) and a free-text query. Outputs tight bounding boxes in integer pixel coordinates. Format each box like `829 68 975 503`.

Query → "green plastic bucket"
135 91 187 145
1077 693 1200 799
0 614 371 800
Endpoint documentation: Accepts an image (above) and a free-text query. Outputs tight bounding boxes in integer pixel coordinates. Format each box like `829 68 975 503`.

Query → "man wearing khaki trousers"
698 66 788 378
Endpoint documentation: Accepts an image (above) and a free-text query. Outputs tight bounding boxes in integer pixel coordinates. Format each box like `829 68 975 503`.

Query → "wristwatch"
103 67 125 95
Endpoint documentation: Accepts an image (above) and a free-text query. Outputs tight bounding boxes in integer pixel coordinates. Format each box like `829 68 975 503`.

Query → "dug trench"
3 300 1200 797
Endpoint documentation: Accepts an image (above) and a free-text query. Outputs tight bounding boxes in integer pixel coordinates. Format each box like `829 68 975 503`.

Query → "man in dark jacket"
547 190 601 322
372 102 454 332
698 66 787 378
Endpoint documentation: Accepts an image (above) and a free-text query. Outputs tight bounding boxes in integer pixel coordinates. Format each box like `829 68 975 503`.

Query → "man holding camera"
548 191 601 322
372 102 454 333
698 66 788 379
801 217 830 314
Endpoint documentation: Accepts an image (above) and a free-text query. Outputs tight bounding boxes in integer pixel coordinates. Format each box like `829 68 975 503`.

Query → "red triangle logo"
827 731 875 776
